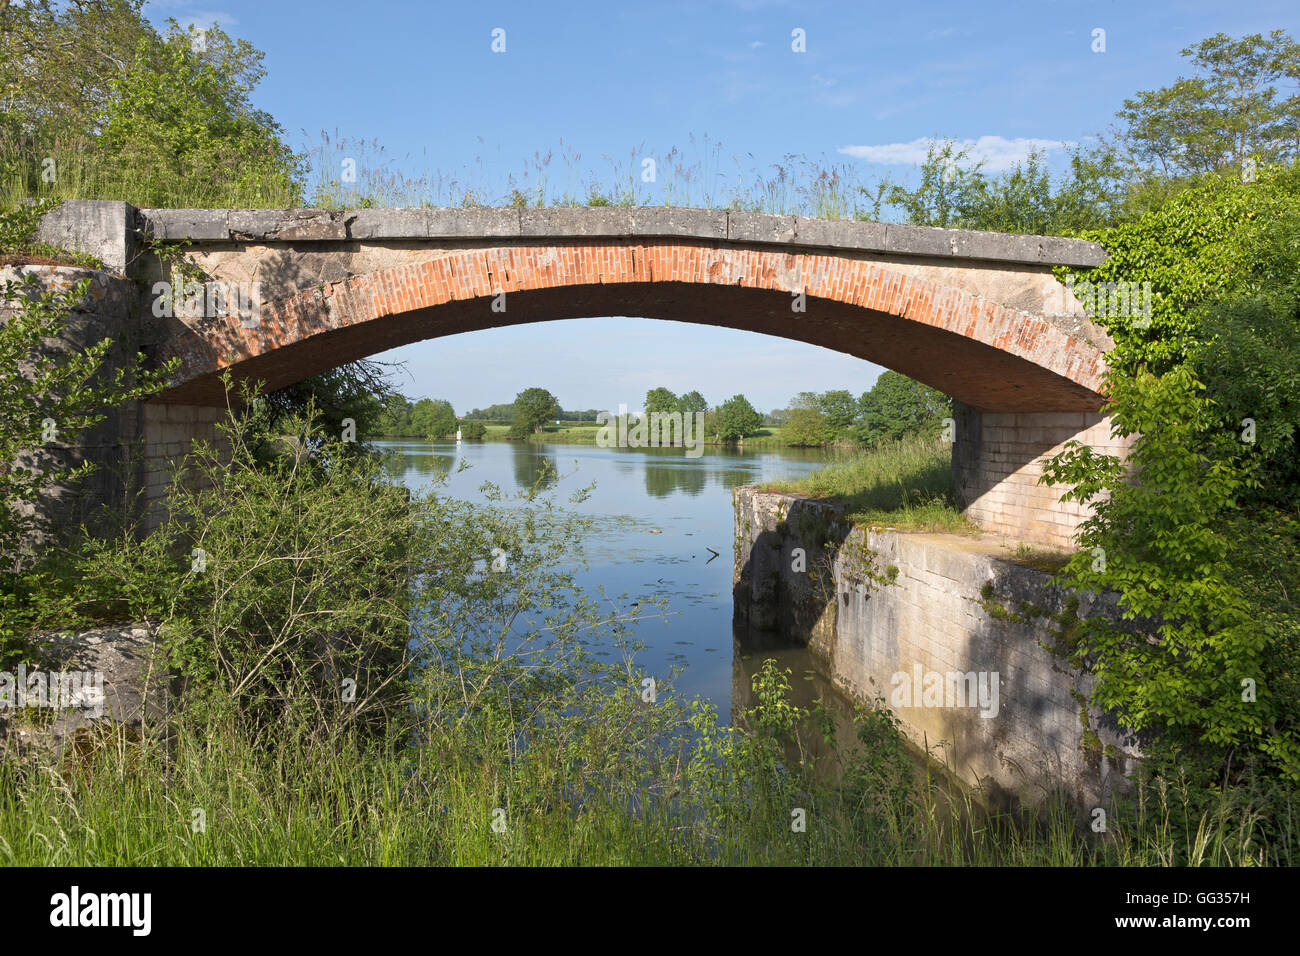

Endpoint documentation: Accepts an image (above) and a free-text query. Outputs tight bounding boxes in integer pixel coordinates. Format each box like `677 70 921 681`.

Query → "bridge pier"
952 402 1131 551
135 401 228 531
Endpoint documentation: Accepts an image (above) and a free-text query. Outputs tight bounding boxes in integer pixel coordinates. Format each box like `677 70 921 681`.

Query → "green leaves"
712 394 763 441
510 387 561 436
1115 30 1300 177
0 266 176 577
1043 358 1298 778
0 8 303 209
852 371 951 447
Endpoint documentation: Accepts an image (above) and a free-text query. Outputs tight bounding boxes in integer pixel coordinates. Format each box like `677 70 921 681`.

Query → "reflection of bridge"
35 201 1130 549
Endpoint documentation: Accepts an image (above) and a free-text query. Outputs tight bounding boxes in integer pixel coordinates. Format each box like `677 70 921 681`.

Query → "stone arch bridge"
33 200 1128 550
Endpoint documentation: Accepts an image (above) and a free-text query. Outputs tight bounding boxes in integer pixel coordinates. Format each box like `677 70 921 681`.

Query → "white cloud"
838 135 1075 171
749 40 766 49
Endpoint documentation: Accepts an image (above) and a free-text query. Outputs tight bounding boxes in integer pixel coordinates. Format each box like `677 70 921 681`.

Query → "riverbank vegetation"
763 436 970 533
369 375 950 451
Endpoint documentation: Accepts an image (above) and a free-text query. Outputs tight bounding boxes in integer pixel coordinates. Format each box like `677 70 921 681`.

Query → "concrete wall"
733 486 1141 814
952 401 1134 551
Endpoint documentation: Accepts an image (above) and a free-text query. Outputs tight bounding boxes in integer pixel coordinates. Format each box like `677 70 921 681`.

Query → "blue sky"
148 0 1299 414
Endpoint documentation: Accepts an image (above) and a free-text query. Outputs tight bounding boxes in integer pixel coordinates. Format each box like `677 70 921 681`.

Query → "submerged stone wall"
733 486 1140 814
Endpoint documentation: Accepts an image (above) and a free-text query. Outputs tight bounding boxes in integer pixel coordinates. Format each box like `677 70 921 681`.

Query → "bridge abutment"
952 402 1131 551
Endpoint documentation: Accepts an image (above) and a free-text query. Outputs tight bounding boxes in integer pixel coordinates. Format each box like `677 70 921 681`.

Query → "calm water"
376 438 845 722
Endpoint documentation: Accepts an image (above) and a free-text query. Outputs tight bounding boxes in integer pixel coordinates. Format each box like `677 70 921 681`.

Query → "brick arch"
152 241 1108 411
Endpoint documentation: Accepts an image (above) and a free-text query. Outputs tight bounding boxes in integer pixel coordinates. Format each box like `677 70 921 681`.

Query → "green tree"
260 359 393 447
783 407 829 447
510 387 560 436
644 387 679 417
818 389 859 434
853 372 951 446
92 21 303 207
376 393 412 436
425 400 457 439
881 139 1128 235
1043 160 1300 780
713 394 763 442
677 390 708 415
1042 364 1298 779
0 5 304 208
1110 31 1300 179
1068 162 1300 373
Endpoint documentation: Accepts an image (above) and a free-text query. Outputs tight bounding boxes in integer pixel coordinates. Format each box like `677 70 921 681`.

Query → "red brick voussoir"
150 241 1109 413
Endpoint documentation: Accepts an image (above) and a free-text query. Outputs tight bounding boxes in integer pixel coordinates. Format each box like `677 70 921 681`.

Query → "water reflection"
642 450 708 498
509 441 559 491
378 437 840 720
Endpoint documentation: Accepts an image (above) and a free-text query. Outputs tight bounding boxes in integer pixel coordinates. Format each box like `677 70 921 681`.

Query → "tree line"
369 374 947 447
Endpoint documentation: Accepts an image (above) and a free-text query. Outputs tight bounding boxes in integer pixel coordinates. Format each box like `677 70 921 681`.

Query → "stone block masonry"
734 487 1141 815
952 401 1134 550
1 265 230 545
136 401 229 530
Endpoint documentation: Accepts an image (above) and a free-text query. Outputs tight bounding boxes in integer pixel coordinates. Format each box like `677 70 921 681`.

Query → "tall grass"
1 687 1289 866
0 133 301 211
764 435 973 532
298 130 888 216
3 122 903 219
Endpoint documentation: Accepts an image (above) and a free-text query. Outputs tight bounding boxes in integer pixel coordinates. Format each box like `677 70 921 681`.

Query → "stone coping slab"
132 204 1106 268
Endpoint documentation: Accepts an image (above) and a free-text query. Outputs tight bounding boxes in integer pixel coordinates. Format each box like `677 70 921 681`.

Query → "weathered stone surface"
729 211 797 244
521 206 634 236
0 624 167 760
792 215 886 250
424 207 521 238
951 401 1134 550
733 486 1141 814
1 266 141 550
228 208 349 241
347 208 431 239
33 199 135 272
139 208 229 241
128 204 1106 265
632 206 728 239
884 222 959 258
948 228 1041 263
